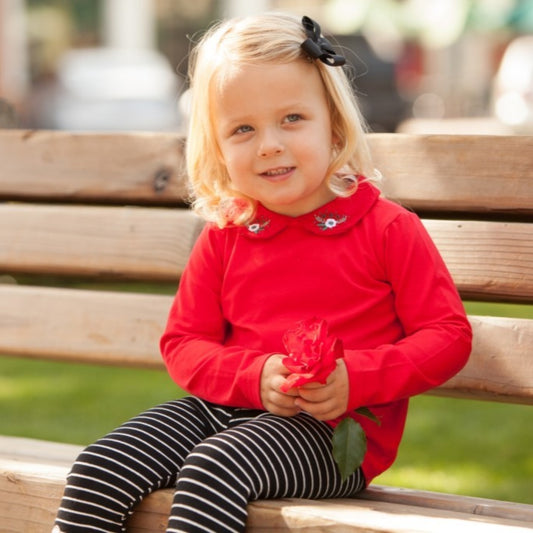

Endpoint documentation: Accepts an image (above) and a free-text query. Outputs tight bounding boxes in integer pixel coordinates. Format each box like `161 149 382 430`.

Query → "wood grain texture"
0 285 171 368
423 219 533 302
0 204 204 280
436 316 533 403
1 286 531 403
369 134 533 215
421 219 533 301
0 130 188 203
359 485 533 523
2 131 532 215
1 437 531 533
1 205 531 300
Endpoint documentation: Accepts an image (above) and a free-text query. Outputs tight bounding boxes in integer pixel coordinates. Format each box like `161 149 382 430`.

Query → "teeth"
264 167 289 176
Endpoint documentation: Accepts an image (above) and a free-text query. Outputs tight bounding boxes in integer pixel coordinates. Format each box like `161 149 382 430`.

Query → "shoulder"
191 219 244 264
358 182 419 230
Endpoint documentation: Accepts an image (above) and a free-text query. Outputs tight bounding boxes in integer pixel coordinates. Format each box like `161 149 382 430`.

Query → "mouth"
260 167 295 180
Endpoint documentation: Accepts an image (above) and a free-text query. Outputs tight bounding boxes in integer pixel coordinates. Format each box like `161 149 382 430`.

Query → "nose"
257 129 284 158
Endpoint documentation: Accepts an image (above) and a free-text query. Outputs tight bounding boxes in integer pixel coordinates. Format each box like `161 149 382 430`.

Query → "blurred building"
0 0 532 133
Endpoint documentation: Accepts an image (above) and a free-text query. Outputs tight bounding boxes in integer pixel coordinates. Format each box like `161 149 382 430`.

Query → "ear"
331 126 342 149
331 134 342 156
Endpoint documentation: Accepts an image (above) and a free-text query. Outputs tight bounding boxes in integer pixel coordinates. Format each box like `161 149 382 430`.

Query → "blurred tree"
27 0 101 37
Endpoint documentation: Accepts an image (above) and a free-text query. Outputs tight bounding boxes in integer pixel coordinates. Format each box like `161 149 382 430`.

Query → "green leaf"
332 418 366 481
355 406 381 426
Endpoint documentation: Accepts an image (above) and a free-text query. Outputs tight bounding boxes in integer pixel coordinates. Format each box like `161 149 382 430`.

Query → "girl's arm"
343 211 472 410
161 226 269 409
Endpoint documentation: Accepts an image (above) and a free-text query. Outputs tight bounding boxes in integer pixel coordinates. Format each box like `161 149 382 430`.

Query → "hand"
260 354 301 417
293 359 349 421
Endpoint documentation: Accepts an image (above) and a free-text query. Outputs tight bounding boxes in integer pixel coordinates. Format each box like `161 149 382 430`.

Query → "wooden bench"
1 130 532 532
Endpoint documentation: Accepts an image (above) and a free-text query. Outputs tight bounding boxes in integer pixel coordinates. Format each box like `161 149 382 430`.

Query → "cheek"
219 147 248 178
220 155 236 178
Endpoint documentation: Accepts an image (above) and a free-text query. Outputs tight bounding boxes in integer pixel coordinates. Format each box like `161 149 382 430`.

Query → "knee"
182 439 228 472
66 439 142 496
69 440 115 474
179 438 245 484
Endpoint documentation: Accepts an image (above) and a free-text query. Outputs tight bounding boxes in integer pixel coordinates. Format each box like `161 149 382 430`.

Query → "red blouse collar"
241 181 380 239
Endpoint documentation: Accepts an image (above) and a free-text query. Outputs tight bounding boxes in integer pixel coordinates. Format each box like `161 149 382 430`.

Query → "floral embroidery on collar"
314 213 348 231
247 218 271 234
241 183 380 239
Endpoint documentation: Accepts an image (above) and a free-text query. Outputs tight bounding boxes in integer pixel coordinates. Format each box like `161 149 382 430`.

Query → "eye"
284 113 302 123
233 124 253 135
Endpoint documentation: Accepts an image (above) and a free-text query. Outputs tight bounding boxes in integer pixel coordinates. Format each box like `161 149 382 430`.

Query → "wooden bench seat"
1 130 532 531
2 436 532 532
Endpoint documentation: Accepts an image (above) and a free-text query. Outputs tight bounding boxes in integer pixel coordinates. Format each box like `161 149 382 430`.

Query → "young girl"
54 12 472 533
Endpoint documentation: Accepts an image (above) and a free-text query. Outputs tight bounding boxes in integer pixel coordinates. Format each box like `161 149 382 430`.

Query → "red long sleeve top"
160 181 472 483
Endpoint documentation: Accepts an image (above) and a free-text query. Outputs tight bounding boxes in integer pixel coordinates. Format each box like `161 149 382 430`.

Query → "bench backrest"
0 131 532 404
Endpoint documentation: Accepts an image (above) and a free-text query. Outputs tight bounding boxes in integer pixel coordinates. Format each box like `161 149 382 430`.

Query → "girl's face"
213 60 337 217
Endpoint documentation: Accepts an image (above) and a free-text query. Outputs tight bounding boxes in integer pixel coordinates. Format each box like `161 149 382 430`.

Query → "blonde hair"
186 11 376 227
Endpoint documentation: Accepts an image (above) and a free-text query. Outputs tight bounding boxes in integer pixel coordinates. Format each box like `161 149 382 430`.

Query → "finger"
265 393 301 417
295 396 331 416
298 380 326 390
279 385 301 397
297 384 332 402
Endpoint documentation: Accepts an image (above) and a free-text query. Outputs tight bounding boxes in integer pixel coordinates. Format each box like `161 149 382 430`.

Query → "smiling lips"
260 166 295 180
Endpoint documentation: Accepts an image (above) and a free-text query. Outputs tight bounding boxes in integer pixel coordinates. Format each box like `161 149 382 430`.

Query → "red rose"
280 318 343 392
279 317 379 480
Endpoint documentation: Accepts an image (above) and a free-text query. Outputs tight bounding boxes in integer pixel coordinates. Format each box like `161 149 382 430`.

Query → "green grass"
1 297 531 504
0 356 183 443
375 395 533 504
463 300 532 319
1 355 532 505
374 301 533 504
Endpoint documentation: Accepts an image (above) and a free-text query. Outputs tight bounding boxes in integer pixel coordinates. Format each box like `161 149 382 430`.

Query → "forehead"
212 60 328 118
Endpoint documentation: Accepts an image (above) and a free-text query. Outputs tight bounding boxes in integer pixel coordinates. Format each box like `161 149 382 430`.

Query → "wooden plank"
1 437 531 533
369 134 533 215
1 131 532 215
1 286 532 403
0 130 188 204
2 435 531 525
360 484 533 523
0 204 204 281
0 285 171 368
435 316 533 404
1 204 531 300
422 219 533 302
245 498 533 532
0 436 81 465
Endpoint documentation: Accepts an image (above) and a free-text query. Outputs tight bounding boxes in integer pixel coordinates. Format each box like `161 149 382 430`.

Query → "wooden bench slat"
435 315 533 404
422 219 533 302
0 204 203 281
1 285 532 403
360 485 533 523
1 204 532 301
1 437 531 533
370 134 533 215
2 131 532 216
0 130 188 204
6 474 531 533
0 285 170 368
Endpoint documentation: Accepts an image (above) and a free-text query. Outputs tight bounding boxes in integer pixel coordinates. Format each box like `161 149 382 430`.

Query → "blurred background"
1 0 533 134
1 1 532 504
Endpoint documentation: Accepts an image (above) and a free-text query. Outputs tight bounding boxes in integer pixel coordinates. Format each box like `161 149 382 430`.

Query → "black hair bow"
301 16 346 67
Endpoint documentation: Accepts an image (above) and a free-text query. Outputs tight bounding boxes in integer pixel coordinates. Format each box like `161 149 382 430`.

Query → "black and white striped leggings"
55 396 365 532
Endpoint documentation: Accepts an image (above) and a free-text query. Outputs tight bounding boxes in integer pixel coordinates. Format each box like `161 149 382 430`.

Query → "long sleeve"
343 211 472 411
160 226 269 409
